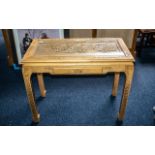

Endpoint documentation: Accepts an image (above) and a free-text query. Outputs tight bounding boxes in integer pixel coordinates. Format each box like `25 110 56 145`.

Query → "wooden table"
21 38 134 123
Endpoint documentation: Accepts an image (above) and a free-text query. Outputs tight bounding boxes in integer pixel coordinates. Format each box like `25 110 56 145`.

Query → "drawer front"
52 67 103 75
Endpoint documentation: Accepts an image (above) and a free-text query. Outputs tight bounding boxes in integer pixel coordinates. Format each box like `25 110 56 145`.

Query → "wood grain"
21 38 134 63
112 73 120 97
21 38 134 123
37 73 46 97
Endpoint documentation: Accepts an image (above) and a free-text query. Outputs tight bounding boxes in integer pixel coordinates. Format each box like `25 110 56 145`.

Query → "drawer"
52 67 103 75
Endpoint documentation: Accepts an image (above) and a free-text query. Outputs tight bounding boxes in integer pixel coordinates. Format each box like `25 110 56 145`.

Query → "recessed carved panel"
21 38 134 63
36 39 124 56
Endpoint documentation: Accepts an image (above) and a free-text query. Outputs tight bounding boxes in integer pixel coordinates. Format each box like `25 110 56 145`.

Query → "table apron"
22 63 133 75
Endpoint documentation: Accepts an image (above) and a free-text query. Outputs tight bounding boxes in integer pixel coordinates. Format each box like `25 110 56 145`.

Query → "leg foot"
116 118 123 126
110 94 116 100
32 113 40 123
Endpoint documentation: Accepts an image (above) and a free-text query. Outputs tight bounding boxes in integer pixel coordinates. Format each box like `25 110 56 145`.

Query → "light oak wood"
118 65 134 120
22 68 40 122
69 30 137 57
112 73 120 97
37 73 46 97
97 29 137 57
21 38 134 123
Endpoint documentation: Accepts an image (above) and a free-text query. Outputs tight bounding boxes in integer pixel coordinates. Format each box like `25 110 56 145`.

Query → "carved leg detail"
118 66 134 121
112 73 120 97
22 68 40 122
37 73 46 97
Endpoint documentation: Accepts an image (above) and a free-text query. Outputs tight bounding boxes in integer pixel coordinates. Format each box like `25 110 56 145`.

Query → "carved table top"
21 38 134 63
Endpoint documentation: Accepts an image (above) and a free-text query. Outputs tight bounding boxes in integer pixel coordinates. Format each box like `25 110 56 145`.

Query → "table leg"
112 73 120 97
37 73 46 97
117 66 134 122
22 68 40 122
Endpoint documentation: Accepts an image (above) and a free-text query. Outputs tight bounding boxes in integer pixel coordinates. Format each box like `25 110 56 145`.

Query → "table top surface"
21 38 134 64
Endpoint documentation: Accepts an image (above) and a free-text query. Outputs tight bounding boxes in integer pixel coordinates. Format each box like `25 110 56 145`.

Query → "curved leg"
22 67 40 122
117 65 134 122
112 73 120 97
37 73 46 97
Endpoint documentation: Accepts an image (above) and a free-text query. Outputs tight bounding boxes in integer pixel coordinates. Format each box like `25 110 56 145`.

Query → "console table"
21 38 134 123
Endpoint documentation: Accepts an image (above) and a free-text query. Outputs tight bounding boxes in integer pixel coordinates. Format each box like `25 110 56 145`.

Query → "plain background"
0 0 155 155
